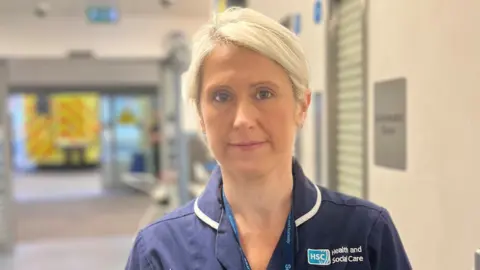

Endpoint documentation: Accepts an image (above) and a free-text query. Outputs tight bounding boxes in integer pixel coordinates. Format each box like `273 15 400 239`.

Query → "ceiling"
0 0 211 18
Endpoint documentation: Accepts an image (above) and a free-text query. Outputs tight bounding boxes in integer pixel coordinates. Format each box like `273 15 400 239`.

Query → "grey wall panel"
374 77 407 170
8 58 161 88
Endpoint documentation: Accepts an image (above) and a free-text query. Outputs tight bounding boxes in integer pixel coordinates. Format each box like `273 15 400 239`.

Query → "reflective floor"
0 236 133 270
0 171 161 270
14 171 103 202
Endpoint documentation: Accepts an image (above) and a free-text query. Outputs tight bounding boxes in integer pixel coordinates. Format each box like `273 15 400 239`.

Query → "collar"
194 158 322 230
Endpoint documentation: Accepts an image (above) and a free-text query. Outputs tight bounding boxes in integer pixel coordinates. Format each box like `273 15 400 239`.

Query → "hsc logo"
307 249 331 266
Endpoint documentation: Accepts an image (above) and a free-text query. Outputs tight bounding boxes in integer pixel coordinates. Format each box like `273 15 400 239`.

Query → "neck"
222 159 294 226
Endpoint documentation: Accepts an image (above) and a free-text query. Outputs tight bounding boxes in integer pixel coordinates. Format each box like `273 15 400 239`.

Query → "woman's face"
199 44 310 176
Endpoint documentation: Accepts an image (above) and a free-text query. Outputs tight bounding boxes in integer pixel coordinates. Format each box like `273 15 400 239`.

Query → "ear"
296 89 312 127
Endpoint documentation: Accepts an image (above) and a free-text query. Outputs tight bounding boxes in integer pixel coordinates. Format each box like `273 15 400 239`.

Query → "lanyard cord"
222 190 295 270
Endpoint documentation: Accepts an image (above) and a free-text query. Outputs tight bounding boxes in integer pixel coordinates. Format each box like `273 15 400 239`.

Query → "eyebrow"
250 81 279 88
204 80 279 92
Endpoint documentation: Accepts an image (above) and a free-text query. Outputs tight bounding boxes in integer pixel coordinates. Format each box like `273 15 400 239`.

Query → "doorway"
326 0 368 198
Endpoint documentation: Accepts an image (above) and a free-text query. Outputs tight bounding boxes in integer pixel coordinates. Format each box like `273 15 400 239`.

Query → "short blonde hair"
183 7 310 111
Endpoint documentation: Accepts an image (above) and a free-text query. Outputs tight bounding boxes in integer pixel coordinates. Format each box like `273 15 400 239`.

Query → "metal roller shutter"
335 0 365 197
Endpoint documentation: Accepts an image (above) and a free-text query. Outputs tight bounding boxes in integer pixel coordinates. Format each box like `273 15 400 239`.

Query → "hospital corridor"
0 0 479 269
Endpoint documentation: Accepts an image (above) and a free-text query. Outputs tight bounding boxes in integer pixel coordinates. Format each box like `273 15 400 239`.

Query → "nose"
233 99 258 130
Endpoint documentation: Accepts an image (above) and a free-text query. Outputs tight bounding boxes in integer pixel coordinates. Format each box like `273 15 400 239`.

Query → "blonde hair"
183 7 310 111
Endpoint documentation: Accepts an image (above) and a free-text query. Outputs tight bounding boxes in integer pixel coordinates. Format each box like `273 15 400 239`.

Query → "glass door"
111 94 157 185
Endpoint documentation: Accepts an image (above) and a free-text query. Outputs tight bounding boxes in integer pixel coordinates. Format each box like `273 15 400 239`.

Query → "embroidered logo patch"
307 249 331 266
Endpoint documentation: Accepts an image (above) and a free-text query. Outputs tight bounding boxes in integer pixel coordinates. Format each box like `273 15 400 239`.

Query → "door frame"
313 92 323 186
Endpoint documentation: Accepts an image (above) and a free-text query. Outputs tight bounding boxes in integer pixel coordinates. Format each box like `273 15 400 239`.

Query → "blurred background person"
149 114 162 181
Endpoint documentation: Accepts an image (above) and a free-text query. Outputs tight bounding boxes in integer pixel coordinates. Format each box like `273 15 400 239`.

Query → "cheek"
202 115 230 159
201 107 228 139
263 105 298 138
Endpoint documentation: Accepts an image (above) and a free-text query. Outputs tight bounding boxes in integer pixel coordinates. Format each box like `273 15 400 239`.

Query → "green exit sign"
85 6 119 24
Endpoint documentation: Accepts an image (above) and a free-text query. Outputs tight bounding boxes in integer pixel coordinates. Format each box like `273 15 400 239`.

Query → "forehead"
201 44 290 87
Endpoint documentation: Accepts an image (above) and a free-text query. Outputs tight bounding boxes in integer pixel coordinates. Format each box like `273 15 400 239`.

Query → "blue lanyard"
222 190 295 270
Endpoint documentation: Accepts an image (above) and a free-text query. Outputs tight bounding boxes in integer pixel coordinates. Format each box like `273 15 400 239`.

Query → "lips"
229 141 266 150
230 141 264 146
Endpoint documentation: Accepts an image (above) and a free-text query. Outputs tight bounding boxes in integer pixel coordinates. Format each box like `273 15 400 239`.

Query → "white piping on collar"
194 184 322 230
295 184 322 227
194 196 219 230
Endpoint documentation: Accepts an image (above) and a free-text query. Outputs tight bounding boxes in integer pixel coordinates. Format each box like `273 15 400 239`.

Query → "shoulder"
140 199 197 240
320 186 382 210
319 185 386 219
134 200 199 256
126 200 200 269
313 186 392 239
314 187 411 269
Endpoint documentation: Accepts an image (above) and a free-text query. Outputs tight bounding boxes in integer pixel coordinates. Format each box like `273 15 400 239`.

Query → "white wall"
368 1 480 269
0 16 207 58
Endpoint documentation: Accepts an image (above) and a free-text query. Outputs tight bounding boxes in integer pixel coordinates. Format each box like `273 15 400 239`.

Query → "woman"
126 7 411 270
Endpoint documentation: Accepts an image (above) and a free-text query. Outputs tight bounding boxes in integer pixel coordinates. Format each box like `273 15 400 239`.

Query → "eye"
256 89 273 100
212 91 232 102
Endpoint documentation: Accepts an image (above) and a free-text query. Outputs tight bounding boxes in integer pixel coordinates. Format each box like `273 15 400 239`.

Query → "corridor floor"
0 171 155 270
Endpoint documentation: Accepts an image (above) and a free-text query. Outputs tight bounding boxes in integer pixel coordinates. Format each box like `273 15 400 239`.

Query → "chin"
224 158 273 178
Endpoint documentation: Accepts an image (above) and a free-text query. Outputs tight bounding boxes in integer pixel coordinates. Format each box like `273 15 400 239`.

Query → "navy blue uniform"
126 160 411 269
